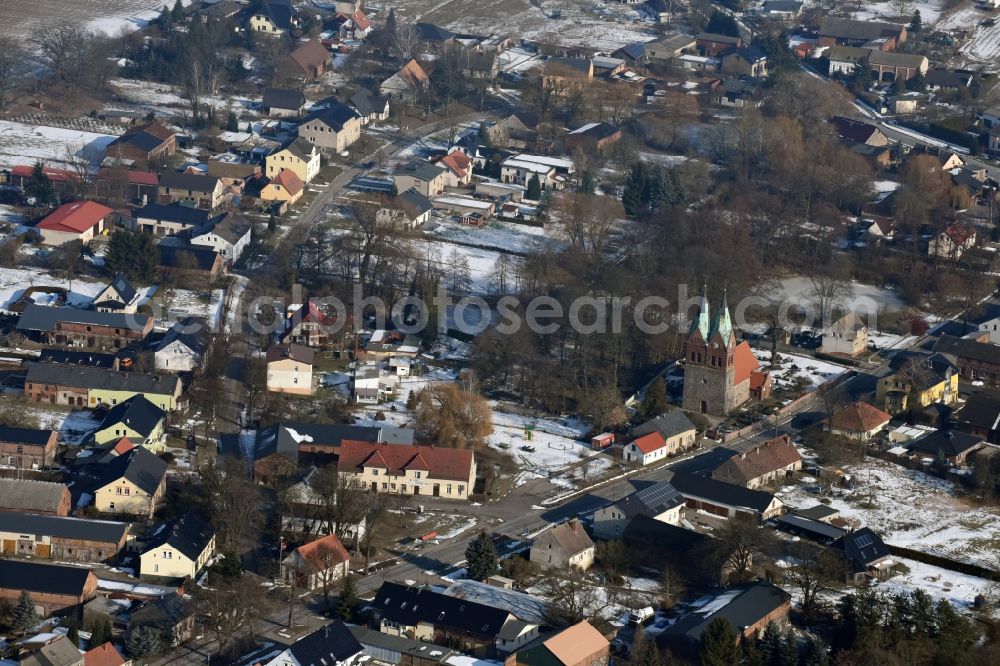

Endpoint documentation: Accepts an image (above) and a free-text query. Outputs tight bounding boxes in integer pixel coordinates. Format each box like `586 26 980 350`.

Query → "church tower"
682 289 740 416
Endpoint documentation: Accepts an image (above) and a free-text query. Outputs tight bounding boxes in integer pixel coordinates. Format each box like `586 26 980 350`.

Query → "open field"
2 0 193 40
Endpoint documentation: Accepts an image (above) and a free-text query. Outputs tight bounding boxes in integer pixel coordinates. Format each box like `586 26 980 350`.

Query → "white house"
266 343 315 396
821 313 868 357
979 316 1000 344
154 317 211 373
93 273 142 314
256 621 364 666
139 513 215 580
353 365 398 403
623 432 669 465
592 481 684 539
389 357 411 376
190 212 252 263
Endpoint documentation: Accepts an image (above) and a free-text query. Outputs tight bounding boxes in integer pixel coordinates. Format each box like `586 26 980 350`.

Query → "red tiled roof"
438 150 471 178
944 223 974 246
273 168 304 196
749 370 770 390
292 533 350 574
111 437 136 456
98 167 159 186
11 165 81 183
732 340 760 386
828 401 891 433
84 642 128 666
339 441 474 482
630 431 666 455
38 201 114 234
352 10 371 30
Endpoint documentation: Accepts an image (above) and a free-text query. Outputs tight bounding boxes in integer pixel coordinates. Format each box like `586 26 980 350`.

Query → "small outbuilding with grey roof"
350 90 391 124
262 87 307 117
529 519 595 571
0 559 99 616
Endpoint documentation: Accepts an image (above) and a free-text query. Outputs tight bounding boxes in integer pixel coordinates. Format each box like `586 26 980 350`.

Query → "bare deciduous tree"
413 383 493 449
393 22 420 63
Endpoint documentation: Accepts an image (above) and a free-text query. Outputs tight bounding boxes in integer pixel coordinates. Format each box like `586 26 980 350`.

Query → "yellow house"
87 372 183 412
265 138 321 183
876 352 959 414
140 513 215 580
93 448 168 518
249 1 292 35
93 395 167 451
260 168 304 204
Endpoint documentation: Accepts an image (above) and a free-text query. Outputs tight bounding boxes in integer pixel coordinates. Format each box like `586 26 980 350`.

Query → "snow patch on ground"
0 120 115 170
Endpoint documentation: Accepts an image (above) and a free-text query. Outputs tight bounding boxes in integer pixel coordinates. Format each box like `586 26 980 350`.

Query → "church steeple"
689 285 710 340
709 288 734 347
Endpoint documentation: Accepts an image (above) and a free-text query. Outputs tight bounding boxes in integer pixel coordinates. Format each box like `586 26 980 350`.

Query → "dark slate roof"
37 348 119 368
831 528 890 572
98 395 166 438
762 0 802 11
304 102 360 132
97 446 168 495
113 131 165 153
196 212 252 244
774 514 846 541
286 622 364 665
935 334 1000 365
614 42 645 61
658 583 790 649
0 559 93 596
905 429 984 458
158 244 222 271
257 0 294 30
17 304 151 333
134 203 212 227
925 69 971 89
143 512 213 561
159 171 222 193
263 87 306 111
349 90 390 117
158 316 212 357
24 363 179 396
819 16 904 41
416 22 454 41
0 512 127 543
0 425 54 446
956 392 1000 431
108 273 138 305
396 160 446 182
665 472 778 513
253 422 385 463
398 188 434 215
622 514 711 556
730 45 767 63
617 481 683 518
131 594 193 628
633 410 697 440
794 505 839 521
374 582 511 638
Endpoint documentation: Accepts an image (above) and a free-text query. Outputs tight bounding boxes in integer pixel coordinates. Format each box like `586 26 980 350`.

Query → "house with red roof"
827 401 892 441
280 533 350 591
623 411 697 466
338 441 477 500
37 200 115 246
83 641 130 666
711 435 803 489
436 149 474 187
929 223 976 260
260 168 304 204
281 301 337 347
94 167 159 203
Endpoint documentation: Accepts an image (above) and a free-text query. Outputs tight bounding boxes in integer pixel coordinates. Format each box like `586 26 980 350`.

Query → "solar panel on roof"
636 482 682 511
854 533 874 548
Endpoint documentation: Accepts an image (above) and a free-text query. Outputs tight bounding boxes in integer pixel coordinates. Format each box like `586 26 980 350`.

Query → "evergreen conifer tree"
465 531 499 581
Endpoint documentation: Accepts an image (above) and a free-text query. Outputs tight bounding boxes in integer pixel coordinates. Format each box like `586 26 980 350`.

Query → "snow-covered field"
0 267 110 311
935 4 1000 65
489 409 612 487
424 219 551 255
770 277 906 320
0 120 116 170
2 0 194 39
161 288 225 330
776 457 1000 570
110 78 259 120
753 348 848 392
837 0 946 25
411 238 507 294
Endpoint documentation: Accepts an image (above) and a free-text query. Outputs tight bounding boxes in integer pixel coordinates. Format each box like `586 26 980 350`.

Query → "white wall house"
190 213 252 263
